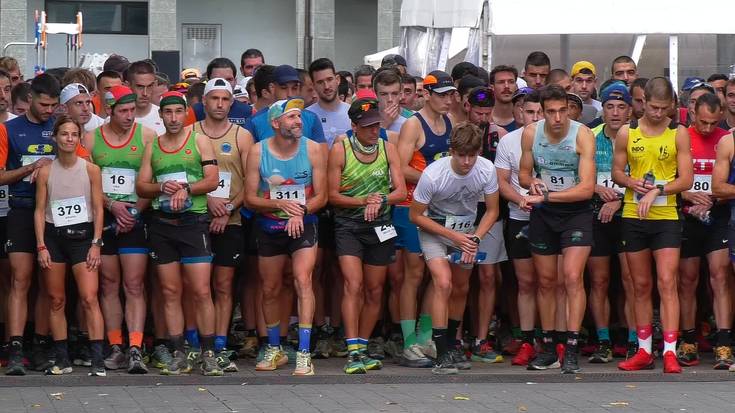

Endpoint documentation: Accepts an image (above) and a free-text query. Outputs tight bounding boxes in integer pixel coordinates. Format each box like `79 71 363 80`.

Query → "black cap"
567 93 583 109
467 86 495 107
348 97 381 127
381 54 407 68
423 70 456 94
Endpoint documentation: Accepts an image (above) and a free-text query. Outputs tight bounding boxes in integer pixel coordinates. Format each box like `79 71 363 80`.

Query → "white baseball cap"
203 77 233 96
60 83 90 104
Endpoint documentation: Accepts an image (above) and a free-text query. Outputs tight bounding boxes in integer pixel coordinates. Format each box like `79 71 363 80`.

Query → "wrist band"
543 191 550 203
37 245 47 252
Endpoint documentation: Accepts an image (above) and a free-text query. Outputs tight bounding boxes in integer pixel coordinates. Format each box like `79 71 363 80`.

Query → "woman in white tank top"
33 114 107 376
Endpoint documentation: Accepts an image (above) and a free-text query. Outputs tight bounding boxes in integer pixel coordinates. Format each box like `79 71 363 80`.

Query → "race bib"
634 180 669 206
21 155 55 182
0 185 8 217
540 171 575 192
374 224 397 242
597 172 624 194
208 171 232 199
102 167 136 196
445 215 475 234
157 172 188 203
270 184 306 205
51 196 88 227
691 174 712 194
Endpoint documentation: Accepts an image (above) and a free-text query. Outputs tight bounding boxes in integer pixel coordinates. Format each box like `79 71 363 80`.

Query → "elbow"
394 187 407 203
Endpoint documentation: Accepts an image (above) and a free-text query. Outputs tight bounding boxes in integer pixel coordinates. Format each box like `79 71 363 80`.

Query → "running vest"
151 131 207 214
3 115 56 199
257 137 316 231
399 112 452 206
91 123 145 203
334 138 390 223
688 125 729 219
532 119 581 191
194 122 244 226
622 120 679 220
45 158 93 226
591 124 625 214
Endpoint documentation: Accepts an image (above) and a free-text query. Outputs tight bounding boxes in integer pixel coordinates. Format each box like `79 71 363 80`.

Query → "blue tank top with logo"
4 115 56 199
415 112 452 165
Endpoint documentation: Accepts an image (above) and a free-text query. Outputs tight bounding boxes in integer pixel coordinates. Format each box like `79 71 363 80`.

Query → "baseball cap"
274 65 300 85
103 54 130 74
567 93 583 109
355 89 378 100
423 70 456 94
268 97 304 122
60 83 90 105
511 86 535 103
571 61 596 78
682 77 715 94
104 85 136 107
159 91 187 109
600 82 632 105
203 77 233 96
348 97 380 127
467 86 494 107
180 68 201 81
381 54 407 68
170 82 191 93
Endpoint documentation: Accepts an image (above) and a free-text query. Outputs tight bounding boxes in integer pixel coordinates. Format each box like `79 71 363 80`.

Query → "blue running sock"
267 323 280 347
628 329 638 343
214 335 227 352
346 338 360 352
185 329 200 350
597 328 610 343
298 324 312 352
357 337 368 351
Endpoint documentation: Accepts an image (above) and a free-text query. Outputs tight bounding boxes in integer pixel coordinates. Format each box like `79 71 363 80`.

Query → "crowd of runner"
0 47 734 377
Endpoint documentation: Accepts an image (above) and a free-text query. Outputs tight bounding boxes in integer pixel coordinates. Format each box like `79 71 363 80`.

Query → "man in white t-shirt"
409 122 500 375
306 58 351 148
494 89 543 366
60 83 105 132
125 60 165 135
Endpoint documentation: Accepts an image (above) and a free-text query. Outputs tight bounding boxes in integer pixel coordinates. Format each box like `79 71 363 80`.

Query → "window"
46 1 148 35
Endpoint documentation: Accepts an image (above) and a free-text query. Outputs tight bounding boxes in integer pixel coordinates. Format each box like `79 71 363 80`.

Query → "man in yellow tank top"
612 77 693 373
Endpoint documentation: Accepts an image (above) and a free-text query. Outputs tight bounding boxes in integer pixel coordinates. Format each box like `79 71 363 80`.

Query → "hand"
286 215 304 239
86 245 101 271
380 103 399 127
170 189 188 212
451 233 479 255
162 180 184 195
364 203 381 222
528 178 547 196
459 250 477 265
596 185 620 203
519 195 545 212
207 196 229 217
37 249 51 269
33 157 53 171
598 200 621 224
682 191 713 207
686 204 711 219
631 178 654 196
636 188 660 219
209 214 228 234
278 200 305 217
28 168 41 183
110 200 136 231
365 193 383 205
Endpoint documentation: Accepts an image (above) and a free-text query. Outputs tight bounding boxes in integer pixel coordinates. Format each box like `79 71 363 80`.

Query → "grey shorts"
418 230 477 269
478 220 508 265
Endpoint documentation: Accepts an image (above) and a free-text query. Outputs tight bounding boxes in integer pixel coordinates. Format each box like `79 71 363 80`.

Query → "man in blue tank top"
518 85 596 374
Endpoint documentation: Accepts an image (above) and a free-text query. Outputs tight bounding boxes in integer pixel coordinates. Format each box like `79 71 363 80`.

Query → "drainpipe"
304 0 312 68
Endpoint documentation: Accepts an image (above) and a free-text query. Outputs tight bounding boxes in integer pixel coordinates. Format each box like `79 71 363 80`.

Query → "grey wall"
334 0 377 72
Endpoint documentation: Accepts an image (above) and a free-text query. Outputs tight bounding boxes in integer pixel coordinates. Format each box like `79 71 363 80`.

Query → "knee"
48 293 66 313
79 291 99 311
657 277 678 298
160 283 182 301
364 284 384 304
589 276 609 294
294 273 314 294
343 278 363 298
10 274 31 293
214 279 234 299
433 278 452 298
517 274 536 294
260 278 282 300
123 277 145 298
478 268 496 288
709 267 731 290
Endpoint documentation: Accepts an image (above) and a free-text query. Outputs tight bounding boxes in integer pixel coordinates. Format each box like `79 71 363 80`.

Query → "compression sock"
266 323 280 347
417 314 433 345
298 324 312 352
200 335 215 353
214 336 227 353
432 328 448 359
663 331 678 355
717 329 732 347
185 329 200 350
400 319 417 348
597 328 611 344
447 319 461 347
637 325 653 354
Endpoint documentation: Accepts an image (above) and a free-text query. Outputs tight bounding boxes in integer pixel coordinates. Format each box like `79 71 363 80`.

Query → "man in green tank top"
83 84 157 374
327 96 406 374
136 91 222 376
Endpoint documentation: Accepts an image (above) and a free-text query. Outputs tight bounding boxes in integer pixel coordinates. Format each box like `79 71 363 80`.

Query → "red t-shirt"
688 126 729 193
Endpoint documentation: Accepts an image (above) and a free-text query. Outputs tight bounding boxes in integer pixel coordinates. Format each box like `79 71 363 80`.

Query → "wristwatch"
182 182 191 194
656 184 665 194
469 235 481 244
91 238 104 247
225 203 234 213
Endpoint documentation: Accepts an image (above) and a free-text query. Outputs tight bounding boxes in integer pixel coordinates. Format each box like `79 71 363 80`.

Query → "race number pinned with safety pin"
445 215 475 233
540 171 575 192
374 224 397 242
270 184 306 205
102 167 136 196
209 171 232 198
51 196 88 227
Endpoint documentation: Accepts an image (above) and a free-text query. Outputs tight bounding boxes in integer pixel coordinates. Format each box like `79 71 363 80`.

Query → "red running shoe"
663 351 682 373
612 344 627 358
556 343 565 363
511 343 535 366
503 338 522 355
618 349 654 371
580 343 598 356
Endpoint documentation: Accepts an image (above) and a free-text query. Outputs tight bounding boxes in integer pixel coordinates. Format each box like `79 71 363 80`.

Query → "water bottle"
446 252 487 264
682 206 712 225
643 170 655 187
104 206 142 232
128 207 139 218
516 224 530 240
160 197 193 213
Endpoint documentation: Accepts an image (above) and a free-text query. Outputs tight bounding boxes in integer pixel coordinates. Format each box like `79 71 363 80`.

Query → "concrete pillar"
296 0 335 68
296 0 307 68
716 35 735 75
149 0 177 53
0 0 28 74
377 0 401 51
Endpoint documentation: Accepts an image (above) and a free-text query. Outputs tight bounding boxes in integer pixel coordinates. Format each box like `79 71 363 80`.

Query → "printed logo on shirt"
27 144 54 154
221 142 232 154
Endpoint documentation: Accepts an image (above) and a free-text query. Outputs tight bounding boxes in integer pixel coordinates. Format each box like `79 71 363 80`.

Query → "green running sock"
417 314 433 345
400 319 417 348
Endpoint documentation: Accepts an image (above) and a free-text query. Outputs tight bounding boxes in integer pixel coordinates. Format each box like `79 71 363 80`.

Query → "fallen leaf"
625 385 636 389
197 387 207 392
525 382 536 385
386 401 397 405
453 395 470 401
97 393 109 396
610 401 630 407
574 375 582 380
49 393 64 400
240 383 248 386
518 405 528 412
31 404 42 408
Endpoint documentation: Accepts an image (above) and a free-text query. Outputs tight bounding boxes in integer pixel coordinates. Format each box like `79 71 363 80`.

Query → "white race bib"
540 171 575 192
157 172 188 203
0 185 8 217
51 196 88 227
102 167 136 196
374 224 397 242
445 215 475 234
270 184 306 205
208 171 232 199
692 174 712 194
634 180 669 206
21 155 55 182
597 172 625 194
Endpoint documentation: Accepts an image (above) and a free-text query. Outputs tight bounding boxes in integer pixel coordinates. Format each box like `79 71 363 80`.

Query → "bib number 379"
51 196 88 227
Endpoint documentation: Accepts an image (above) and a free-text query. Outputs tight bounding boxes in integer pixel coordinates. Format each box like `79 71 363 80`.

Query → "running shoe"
358 350 383 370
160 350 192 375
344 351 366 374
293 349 315 376
612 343 628 358
367 337 386 360
561 348 580 374
418 341 437 359
589 342 613 363
88 365 107 377
663 350 682 373
282 343 297 365
31 342 52 372
329 333 349 358
556 343 565 364
432 352 458 375
676 342 699 366
5 343 25 376
255 345 287 371
399 344 433 368
201 350 224 376
256 343 267 363
511 343 535 366
127 347 148 374
502 338 523 356
527 351 560 370
471 340 504 363
449 346 471 370
73 343 92 367
626 342 639 359
104 344 127 370
151 344 174 369
312 338 331 359
618 349 654 371
187 349 202 366
384 334 404 359
714 345 734 370
45 358 73 375
238 336 259 359
216 351 238 372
